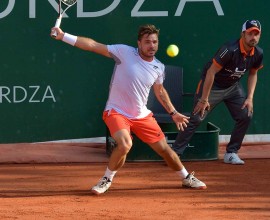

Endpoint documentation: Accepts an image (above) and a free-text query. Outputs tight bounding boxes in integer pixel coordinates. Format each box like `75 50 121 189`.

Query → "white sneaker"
91 177 112 195
182 172 207 190
224 153 245 165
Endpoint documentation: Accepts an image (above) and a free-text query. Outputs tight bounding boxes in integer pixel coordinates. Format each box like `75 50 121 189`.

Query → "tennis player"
51 24 206 194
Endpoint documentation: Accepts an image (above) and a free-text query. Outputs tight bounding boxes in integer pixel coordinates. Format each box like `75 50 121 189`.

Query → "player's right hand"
50 27 64 40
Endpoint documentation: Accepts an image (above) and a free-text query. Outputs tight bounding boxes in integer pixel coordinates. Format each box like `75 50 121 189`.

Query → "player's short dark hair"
138 24 160 41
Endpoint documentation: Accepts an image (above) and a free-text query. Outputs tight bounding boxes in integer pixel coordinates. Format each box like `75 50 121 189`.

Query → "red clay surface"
0 159 270 220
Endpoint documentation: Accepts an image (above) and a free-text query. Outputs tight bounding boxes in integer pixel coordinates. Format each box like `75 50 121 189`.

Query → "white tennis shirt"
105 44 165 119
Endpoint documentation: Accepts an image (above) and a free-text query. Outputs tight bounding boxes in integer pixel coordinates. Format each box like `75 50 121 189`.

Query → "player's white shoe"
91 177 112 195
182 172 207 189
224 153 245 165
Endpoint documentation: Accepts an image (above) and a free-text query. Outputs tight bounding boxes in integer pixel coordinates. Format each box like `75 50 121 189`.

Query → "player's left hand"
242 98 253 116
172 112 190 131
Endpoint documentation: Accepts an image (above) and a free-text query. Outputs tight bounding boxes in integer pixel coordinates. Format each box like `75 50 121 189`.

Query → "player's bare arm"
153 83 189 131
242 68 258 115
50 27 111 58
193 63 221 117
75 37 111 57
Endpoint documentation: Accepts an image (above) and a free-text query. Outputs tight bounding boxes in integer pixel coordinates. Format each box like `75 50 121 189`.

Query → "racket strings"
61 0 77 6
58 0 77 16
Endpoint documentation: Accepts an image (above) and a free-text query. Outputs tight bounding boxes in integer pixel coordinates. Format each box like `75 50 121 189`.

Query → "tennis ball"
166 44 179 57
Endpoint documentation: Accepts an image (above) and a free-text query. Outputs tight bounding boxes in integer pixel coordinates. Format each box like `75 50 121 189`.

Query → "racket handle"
52 17 62 37
54 17 62 28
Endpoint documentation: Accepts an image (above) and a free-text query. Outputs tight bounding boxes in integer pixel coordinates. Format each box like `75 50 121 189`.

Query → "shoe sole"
224 161 245 165
91 189 109 195
91 189 101 195
182 185 207 190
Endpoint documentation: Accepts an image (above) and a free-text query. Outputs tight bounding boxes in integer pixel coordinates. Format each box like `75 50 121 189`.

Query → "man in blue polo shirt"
173 20 263 165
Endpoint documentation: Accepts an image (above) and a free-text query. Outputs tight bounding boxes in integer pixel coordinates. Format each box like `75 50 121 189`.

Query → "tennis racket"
52 0 77 37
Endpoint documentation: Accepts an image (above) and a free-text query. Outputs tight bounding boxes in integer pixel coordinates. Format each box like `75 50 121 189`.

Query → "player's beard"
139 48 156 60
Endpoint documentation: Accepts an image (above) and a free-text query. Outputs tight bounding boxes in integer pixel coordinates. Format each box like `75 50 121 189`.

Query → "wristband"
169 109 177 116
62 33 77 46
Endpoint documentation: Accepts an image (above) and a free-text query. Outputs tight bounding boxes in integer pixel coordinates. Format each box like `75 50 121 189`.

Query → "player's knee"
116 139 132 155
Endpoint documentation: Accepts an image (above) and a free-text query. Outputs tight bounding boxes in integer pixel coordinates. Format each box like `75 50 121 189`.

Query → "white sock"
176 167 189 180
104 167 117 181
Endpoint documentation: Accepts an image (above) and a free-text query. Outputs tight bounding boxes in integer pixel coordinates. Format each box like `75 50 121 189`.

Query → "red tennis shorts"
103 109 165 144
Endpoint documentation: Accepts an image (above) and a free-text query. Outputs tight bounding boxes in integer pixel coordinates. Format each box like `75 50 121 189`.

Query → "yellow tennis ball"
166 44 179 57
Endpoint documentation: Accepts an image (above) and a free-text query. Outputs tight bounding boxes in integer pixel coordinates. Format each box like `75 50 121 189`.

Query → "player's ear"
137 40 141 49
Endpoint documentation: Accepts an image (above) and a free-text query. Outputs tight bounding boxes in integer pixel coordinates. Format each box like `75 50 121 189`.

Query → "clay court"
0 142 269 220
